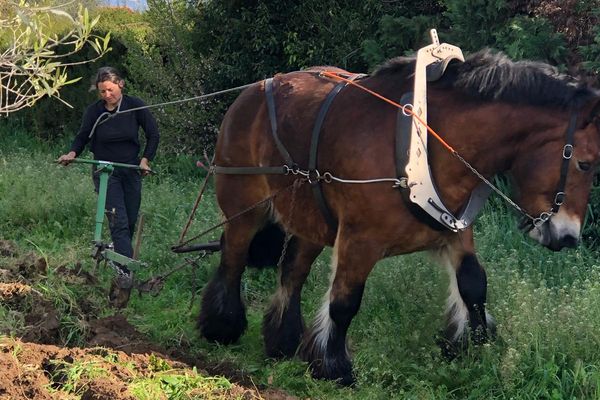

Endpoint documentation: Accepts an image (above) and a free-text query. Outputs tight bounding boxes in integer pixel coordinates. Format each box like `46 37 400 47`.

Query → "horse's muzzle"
528 213 580 251
547 233 579 251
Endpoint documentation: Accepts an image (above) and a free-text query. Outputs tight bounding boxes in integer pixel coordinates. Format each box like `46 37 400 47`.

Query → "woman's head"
93 67 124 109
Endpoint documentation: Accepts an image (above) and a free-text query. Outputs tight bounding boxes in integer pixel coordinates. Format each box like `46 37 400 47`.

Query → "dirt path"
0 240 297 400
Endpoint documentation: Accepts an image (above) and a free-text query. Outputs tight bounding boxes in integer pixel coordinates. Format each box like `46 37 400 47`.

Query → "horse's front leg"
299 235 380 386
436 230 496 358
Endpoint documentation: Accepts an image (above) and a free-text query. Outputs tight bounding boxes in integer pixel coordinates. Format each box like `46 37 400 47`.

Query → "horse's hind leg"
436 230 496 358
299 234 380 386
198 207 267 344
262 237 323 358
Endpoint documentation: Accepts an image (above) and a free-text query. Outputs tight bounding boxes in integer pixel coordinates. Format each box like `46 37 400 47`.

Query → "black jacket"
70 95 159 163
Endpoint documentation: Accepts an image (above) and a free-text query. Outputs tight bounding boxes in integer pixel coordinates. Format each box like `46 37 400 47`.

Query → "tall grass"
1 128 600 399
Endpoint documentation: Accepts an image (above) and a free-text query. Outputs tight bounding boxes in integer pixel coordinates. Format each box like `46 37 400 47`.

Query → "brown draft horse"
198 50 600 385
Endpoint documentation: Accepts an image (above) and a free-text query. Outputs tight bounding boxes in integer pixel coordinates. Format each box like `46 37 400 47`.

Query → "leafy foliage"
495 16 566 63
580 25 600 75
3 129 600 398
0 0 110 114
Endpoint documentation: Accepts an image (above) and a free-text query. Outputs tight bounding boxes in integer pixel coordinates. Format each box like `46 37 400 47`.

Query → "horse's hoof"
198 280 247 344
436 326 498 361
262 302 304 359
436 336 462 361
198 301 247 344
309 361 355 386
198 316 246 344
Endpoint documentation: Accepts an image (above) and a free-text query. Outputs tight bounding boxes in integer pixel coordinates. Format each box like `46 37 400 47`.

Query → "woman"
58 66 159 304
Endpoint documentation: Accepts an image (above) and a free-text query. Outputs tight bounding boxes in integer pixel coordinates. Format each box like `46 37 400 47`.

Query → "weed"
3 130 600 399
46 359 109 395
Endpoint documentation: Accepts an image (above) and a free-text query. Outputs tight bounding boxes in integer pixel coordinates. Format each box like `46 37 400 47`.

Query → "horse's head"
510 98 600 251
439 50 600 251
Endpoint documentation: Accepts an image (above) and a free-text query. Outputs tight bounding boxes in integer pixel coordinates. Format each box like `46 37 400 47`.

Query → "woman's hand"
57 151 77 166
140 157 152 176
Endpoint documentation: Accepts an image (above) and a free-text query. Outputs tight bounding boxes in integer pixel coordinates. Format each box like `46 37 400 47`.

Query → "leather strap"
308 81 348 229
550 112 578 214
308 74 366 230
213 165 288 175
265 78 295 166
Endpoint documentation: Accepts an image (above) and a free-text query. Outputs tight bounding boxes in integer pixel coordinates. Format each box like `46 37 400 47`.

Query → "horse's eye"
577 161 592 171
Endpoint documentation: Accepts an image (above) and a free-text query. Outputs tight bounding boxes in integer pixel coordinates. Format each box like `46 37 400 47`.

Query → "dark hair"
90 66 124 91
374 49 594 109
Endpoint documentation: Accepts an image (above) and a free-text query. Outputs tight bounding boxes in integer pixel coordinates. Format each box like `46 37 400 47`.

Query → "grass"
1 127 600 399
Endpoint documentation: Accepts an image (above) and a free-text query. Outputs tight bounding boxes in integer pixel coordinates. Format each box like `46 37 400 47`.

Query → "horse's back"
216 68 350 169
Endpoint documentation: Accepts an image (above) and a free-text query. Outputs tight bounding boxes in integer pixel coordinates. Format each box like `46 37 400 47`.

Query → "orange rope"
320 70 456 153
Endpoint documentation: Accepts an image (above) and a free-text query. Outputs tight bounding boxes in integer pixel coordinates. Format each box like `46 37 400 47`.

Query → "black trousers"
93 166 142 259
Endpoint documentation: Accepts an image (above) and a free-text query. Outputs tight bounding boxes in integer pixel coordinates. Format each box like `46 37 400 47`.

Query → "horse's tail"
247 222 288 268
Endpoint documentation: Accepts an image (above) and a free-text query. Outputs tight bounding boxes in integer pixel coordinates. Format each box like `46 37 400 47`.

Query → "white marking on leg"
445 263 468 341
311 242 339 355
270 285 291 325
485 310 495 329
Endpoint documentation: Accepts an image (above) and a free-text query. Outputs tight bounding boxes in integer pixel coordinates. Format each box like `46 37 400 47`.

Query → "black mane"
374 49 595 108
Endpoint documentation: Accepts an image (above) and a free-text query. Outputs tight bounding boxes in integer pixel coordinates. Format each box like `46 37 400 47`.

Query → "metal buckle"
393 177 408 189
284 164 300 175
562 144 573 159
307 169 321 184
554 192 565 206
533 212 552 228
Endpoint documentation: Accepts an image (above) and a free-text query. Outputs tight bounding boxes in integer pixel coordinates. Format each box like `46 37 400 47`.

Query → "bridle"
521 111 578 231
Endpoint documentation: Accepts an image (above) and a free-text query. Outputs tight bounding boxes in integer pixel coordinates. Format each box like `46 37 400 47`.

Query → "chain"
107 260 131 278
276 179 304 269
450 151 539 223
285 165 406 188
285 155 541 225
136 253 208 296
174 181 300 249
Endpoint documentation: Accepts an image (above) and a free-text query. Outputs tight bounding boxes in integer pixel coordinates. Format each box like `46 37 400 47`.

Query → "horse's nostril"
560 234 579 249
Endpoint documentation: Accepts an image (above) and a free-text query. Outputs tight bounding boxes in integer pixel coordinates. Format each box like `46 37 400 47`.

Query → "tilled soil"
0 240 297 400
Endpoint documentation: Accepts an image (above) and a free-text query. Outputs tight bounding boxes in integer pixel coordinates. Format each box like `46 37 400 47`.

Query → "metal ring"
533 212 552 227
401 103 414 117
554 192 565 206
323 172 333 183
562 144 573 159
307 169 321 184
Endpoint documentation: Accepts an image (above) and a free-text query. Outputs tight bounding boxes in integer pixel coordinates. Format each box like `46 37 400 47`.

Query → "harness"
214 73 365 230
396 31 491 231
212 30 579 234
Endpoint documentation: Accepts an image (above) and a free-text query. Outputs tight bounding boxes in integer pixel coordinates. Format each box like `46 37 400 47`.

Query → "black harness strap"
213 165 288 175
308 82 347 229
551 112 578 214
309 74 365 230
213 79 296 176
396 92 414 178
265 78 295 167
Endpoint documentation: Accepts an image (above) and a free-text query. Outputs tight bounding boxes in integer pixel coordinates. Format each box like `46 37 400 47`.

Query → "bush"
6 7 141 141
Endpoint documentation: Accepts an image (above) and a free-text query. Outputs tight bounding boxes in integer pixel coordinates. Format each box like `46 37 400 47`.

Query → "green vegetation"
2 120 600 399
2 1 600 397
